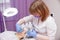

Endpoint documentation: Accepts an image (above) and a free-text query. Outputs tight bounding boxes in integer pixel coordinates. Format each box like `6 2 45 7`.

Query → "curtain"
0 0 34 32
0 11 4 33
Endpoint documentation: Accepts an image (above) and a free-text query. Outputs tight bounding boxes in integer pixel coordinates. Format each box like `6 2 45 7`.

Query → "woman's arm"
46 17 57 40
17 15 33 25
36 17 57 40
36 34 49 40
17 18 25 25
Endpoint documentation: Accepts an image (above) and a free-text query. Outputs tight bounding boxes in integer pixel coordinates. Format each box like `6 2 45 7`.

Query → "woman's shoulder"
45 16 55 23
22 15 34 22
45 16 57 30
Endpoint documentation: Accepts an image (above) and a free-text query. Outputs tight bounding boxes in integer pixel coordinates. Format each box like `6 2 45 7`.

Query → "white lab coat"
20 15 57 40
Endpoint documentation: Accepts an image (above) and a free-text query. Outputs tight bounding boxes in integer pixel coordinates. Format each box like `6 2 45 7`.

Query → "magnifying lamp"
2 8 18 31
0 8 19 40
3 8 18 17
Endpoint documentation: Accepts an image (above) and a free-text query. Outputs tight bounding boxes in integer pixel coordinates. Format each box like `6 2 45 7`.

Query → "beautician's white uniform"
20 15 57 40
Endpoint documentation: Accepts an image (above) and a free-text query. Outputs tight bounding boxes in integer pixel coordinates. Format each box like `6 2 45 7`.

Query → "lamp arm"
2 15 7 31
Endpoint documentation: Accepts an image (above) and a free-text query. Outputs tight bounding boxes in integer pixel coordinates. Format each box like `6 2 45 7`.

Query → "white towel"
0 31 19 40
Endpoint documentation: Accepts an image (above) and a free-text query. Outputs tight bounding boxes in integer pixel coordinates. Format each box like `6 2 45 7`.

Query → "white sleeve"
23 15 33 23
46 17 57 40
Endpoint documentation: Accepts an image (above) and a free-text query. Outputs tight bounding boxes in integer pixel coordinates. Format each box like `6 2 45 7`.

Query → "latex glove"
16 23 23 32
26 29 37 38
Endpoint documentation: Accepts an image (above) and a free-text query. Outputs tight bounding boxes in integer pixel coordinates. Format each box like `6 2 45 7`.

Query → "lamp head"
3 8 18 17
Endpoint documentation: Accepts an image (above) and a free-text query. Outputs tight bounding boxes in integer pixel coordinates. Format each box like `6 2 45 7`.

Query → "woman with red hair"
16 0 57 40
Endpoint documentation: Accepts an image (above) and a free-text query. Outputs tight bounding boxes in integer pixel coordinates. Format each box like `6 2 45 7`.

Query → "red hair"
29 0 49 22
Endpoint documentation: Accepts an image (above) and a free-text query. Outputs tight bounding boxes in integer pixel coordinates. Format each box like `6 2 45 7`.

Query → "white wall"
43 0 60 40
